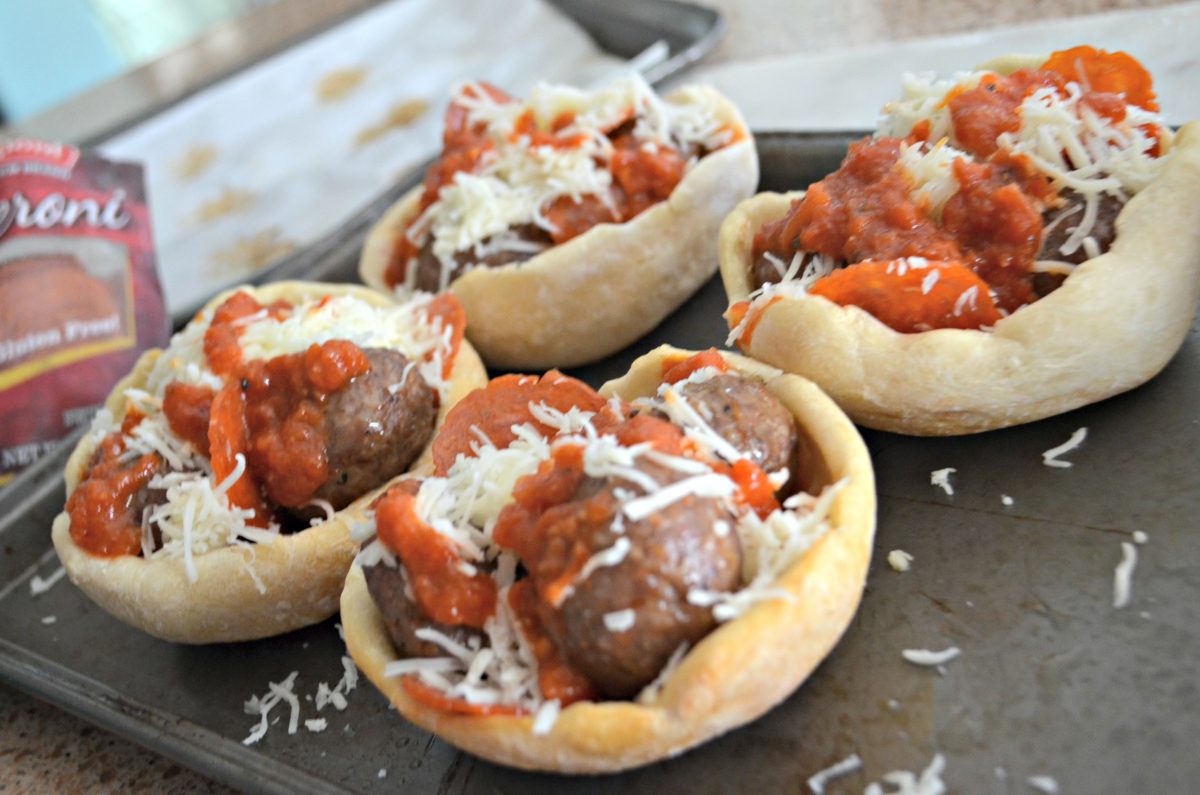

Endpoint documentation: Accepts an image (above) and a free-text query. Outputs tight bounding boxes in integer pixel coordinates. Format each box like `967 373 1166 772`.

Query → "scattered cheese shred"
531 699 561 736
887 550 914 572
864 752 948 795
1027 774 1060 794
902 647 960 667
1132 530 1149 545
1001 495 1014 507
1042 427 1088 468
304 718 328 733
29 566 67 596
930 468 956 496
41 615 57 625
243 671 300 746
1112 541 1138 609
807 753 863 794
603 609 636 632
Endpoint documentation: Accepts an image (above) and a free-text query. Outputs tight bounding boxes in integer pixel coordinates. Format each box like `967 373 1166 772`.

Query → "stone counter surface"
0 0 1187 792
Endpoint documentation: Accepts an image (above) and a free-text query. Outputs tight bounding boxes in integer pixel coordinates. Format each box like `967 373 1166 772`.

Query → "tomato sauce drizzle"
508 579 598 705
162 382 215 456
242 340 370 509
375 484 497 628
67 423 158 557
420 292 466 379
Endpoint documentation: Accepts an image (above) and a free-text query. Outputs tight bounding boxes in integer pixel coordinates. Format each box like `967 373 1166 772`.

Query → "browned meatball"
750 252 790 290
363 562 483 658
532 459 742 699
313 349 437 509
678 373 799 481
1038 190 1124 265
409 224 554 292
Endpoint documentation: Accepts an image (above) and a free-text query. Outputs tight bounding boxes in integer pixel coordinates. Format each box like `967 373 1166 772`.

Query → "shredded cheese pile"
360 379 845 723
86 291 453 583
403 74 732 289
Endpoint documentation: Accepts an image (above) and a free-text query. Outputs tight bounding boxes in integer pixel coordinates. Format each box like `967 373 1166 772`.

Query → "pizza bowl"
52 281 486 643
341 345 875 772
360 79 758 370
719 52 1200 435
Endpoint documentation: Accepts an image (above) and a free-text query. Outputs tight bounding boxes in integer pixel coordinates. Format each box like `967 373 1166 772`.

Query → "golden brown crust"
359 87 758 369
52 281 487 644
341 345 875 772
718 58 1200 435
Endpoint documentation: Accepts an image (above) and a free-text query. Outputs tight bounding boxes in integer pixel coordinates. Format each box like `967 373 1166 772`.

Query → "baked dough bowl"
52 281 486 644
719 61 1200 435
341 345 875 773
359 87 758 370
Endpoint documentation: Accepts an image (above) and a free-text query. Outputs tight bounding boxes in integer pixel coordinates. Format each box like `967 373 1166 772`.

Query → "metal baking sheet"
2 130 1198 794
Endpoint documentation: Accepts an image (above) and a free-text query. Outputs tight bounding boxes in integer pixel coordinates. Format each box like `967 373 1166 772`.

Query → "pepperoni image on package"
0 140 170 485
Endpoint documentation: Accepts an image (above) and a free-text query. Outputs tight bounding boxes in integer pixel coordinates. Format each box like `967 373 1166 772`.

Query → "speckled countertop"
0 0 1187 792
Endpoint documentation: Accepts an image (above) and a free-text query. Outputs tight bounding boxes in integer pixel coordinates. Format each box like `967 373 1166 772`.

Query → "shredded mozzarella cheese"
807 753 863 794
1027 775 1060 794
888 549 914 572
243 671 300 745
902 647 961 667
930 468 956 496
1042 427 1088 468
29 566 66 596
863 753 948 795
1113 541 1138 609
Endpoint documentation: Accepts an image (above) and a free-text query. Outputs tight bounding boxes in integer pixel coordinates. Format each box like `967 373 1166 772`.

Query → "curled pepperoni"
431 372 608 475
808 259 1002 332
661 348 730 384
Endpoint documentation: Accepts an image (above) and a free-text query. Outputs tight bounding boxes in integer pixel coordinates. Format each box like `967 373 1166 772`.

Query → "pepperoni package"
0 139 170 486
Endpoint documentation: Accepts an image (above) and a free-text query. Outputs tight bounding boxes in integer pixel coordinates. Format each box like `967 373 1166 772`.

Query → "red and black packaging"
0 139 170 485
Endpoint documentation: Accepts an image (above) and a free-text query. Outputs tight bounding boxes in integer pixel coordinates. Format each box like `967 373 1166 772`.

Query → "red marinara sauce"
202 291 290 378
374 483 497 628
162 382 215 455
242 340 370 508
508 579 598 705
66 416 158 557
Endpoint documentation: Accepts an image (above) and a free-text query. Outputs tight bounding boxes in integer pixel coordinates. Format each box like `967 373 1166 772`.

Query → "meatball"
1038 190 1124 265
678 373 799 481
409 224 553 292
313 349 438 509
532 459 742 699
363 561 483 658
750 252 789 290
